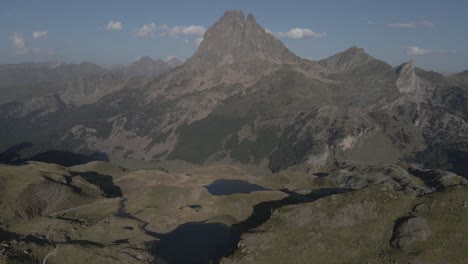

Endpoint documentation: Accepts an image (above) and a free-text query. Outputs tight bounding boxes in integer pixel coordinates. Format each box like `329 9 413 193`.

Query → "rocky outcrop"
390 216 431 250
395 61 433 101
326 162 427 195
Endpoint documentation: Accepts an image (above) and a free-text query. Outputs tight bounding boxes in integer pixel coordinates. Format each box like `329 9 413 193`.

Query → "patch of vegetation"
168 115 249 163
230 127 280 164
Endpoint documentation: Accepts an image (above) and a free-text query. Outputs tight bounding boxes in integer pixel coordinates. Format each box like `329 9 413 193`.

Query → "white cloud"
407 47 429 55
166 25 206 38
134 23 206 41
265 28 273 34
106 20 122 31
420 20 435 28
276 28 325 39
32 31 48 40
407 46 447 55
388 23 416 28
10 32 29 54
135 23 157 38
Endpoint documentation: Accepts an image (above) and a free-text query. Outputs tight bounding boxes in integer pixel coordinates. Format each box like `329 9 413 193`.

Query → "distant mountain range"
0 56 183 105
1 11 467 178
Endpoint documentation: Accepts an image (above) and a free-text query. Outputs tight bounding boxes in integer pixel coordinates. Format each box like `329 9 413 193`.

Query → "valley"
1 8 468 264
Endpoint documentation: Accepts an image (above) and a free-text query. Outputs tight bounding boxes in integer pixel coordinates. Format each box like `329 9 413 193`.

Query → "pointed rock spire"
186 11 300 68
395 61 422 94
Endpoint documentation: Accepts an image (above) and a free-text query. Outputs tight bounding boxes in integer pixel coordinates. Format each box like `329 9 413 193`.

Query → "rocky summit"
0 9 467 264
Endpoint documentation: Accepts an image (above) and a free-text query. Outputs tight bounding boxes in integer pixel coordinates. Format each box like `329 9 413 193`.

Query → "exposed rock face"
390 216 431 250
187 11 300 68
395 61 427 97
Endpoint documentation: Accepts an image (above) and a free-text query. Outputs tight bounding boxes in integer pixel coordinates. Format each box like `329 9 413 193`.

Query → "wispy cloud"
135 23 206 40
11 32 29 54
32 31 48 40
106 20 122 31
388 23 416 28
135 23 157 38
407 46 447 55
420 20 435 28
165 25 206 38
276 28 325 39
367 20 376 25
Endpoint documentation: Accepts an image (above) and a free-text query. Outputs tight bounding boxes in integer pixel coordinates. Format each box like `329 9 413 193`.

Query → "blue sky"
2 0 468 72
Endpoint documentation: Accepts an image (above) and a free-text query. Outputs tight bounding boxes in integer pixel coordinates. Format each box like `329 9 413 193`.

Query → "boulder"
390 216 431 250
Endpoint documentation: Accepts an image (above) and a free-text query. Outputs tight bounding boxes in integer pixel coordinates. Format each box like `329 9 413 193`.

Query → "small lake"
204 179 269 196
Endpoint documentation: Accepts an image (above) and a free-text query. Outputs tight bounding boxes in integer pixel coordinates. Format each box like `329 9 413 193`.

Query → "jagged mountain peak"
137 56 154 62
186 10 300 68
124 56 171 77
319 46 375 73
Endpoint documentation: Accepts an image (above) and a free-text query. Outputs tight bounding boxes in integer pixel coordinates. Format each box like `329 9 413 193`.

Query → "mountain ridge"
0 10 467 179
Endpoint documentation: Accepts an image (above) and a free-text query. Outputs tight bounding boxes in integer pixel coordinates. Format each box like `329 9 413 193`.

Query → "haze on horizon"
2 0 468 73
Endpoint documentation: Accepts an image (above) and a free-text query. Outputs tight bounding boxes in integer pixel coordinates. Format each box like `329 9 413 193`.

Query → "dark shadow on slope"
30 150 109 167
407 168 443 190
0 142 109 167
0 142 33 164
412 144 468 179
70 171 122 198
